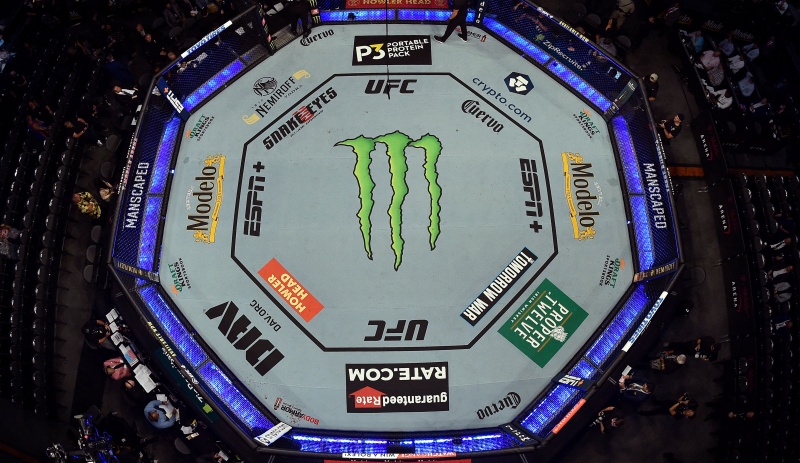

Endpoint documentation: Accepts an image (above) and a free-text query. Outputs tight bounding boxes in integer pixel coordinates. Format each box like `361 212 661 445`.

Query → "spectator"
606 0 635 32
727 54 746 76
286 0 312 38
163 2 187 29
434 0 469 43
64 116 102 146
708 88 733 110
110 83 139 114
645 73 659 101
771 313 793 338
666 336 719 361
738 73 756 100
742 42 760 60
95 178 118 203
0 224 21 261
73 191 102 220
144 399 178 429
698 50 724 86
640 350 687 373
104 357 132 381
688 30 705 54
82 319 115 350
718 33 735 56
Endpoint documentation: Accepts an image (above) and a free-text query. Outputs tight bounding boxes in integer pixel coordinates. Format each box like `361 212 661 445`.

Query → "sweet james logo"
185 114 214 140
168 258 192 294
187 155 225 244
599 255 625 287
243 70 311 125
498 278 588 367
573 109 601 139
335 131 442 270
563 152 598 240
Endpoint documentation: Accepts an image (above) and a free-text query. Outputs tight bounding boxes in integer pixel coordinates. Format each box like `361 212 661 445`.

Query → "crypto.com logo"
335 131 442 270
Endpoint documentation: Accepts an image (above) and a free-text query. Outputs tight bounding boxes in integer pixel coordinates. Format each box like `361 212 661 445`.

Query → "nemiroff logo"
185 114 214 140
562 152 598 241
262 87 337 150
243 70 311 125
573 109 600 139
462 100 503 132
187 155 224 244
346 362 449 413
168 258 191 294
336 132 442 270
301 29 333 46
352 35 432 66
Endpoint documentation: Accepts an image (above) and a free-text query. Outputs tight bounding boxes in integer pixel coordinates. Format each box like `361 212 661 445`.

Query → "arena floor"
155 22 636 434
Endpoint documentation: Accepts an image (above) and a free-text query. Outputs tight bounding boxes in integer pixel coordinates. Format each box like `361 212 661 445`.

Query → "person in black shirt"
657 113 684 145
645 73 659 101
434 0 469 43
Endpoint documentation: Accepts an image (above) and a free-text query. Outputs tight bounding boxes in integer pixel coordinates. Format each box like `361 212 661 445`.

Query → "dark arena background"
3 0 800 462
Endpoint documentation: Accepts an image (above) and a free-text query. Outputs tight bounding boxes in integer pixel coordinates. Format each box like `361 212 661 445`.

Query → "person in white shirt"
708 88 733 109
728 54 746 74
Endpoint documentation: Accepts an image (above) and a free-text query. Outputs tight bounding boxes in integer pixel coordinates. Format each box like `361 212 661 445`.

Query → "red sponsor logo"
349 386 385 409
258 258 324 322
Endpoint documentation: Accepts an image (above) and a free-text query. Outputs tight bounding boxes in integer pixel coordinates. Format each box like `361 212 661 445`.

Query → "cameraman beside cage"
639 392 699 419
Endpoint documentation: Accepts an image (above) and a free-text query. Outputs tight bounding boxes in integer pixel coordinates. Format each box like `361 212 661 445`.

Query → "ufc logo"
364 319 428 341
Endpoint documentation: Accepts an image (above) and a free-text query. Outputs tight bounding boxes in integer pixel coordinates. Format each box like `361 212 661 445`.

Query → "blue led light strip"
520 384 582 436
137 196 161 271
483 17 550 64
584 285 648 368
184 60 247 111
547 61 612 111
149 117 181 195
322 9 390 22
630 195 655 269
612 116 643 194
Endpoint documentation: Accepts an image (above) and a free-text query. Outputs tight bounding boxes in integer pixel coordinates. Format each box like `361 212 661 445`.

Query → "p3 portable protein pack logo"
346 362 449 413
352 35 432 66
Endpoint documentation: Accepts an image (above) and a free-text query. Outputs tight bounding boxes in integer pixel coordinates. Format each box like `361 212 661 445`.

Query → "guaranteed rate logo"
352 35 432 66
346 362 449 413
335 131 442 270
263 87 337 150
461 100 503 132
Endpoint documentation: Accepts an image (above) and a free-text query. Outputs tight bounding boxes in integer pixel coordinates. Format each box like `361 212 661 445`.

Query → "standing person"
618 374 655 403
645 73 659 101
72 191 103 221
657 113 684 145
434 0 469 44
590 405 625 434
640 393 698 419
285 0 312 38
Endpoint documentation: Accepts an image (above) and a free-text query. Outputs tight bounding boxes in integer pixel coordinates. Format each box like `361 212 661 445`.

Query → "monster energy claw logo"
336 131 442 270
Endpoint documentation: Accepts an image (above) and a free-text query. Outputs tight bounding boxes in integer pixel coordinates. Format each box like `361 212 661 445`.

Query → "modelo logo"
347 365 446 382
364 78 416 95
364 319 427 341
476 392 520 419
563 152 598 241
301 29 333 46
461 100 503 132
187 155 224 244
204 301 284 376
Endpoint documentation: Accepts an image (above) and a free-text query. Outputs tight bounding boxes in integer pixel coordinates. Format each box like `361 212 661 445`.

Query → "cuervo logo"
301 29 333 46
335 131 443 270
462 100 503 132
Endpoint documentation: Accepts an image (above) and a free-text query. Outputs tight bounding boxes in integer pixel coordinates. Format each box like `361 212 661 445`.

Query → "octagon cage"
108 0 684 459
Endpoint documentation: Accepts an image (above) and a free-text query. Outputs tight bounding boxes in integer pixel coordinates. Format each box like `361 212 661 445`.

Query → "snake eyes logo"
505 72 534 95
253 77 277 96
335 131 442 270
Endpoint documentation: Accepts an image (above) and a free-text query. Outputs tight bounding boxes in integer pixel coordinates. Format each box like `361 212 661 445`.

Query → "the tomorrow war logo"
335 131 442 270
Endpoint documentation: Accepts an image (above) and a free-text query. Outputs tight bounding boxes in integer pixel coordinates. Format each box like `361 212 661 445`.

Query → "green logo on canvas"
498 279 588 367
336 131 442 270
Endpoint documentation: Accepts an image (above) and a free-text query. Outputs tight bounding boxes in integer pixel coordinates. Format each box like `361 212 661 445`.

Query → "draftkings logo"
598 255 625 287
573 109 601 139
168 258 191 294
185 114 214 140
335 131 443 270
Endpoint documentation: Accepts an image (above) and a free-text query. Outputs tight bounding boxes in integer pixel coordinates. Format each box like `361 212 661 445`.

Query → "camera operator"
639 392 698 419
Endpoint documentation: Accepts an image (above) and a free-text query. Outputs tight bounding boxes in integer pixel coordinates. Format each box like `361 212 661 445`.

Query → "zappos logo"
335 131 443 270
505 72 534 95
